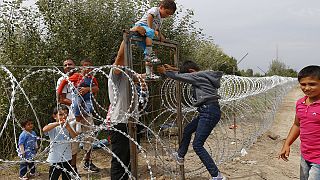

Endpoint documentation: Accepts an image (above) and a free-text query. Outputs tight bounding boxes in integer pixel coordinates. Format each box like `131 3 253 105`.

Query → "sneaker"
19 177 28 180
83 161 100 172
144 53 161 65
29 172 39 177
146 74 161 81
150 58 161 65
212 172 227 180
171 152 184 165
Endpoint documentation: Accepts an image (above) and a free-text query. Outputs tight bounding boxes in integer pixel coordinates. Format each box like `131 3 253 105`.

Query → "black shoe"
72 167 81 178
83 161 100 172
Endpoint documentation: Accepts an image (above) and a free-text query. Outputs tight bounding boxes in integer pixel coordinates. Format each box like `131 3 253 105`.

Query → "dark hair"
110 54 118 65
179 60 200 73
80 58 93 66
49 104 69 123
63 58 75 64
159 0 177 12
21 119 33 128
298 65 320 82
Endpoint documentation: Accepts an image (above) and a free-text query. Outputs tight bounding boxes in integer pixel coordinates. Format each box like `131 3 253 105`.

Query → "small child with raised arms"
43 105 78 180
279 65 320 180
157 60 226 180
18 119 38 180
115 0 176 80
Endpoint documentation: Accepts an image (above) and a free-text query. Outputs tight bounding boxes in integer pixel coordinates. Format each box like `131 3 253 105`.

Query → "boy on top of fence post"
115 0 176 80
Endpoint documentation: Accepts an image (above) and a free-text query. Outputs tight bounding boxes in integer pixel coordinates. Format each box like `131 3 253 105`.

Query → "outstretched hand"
278 145 290 161
157 65 166 74
164 64 179 71
157 64 179 74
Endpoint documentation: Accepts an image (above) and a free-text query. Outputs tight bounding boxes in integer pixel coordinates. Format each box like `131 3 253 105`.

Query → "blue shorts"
133 23 155 54
135 23 155 39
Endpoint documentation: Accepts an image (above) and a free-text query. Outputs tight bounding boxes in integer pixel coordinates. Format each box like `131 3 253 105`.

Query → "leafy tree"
253 72 263 77
267 59 297 77
239 68 254 77
0 0 236 157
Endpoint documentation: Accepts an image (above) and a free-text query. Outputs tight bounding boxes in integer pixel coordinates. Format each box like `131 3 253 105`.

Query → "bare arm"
65 123 78 138
43 121 77 138
157 30 165 42
164 64 179 71
113 41 126 75
79 85 99 96
157 65 167 74
43 122 61 133
157 64 179 74
278 115 300 161
58 93 72 106
147 14 154 29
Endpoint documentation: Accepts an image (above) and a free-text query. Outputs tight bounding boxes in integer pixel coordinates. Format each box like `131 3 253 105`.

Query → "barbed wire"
0 65 297 179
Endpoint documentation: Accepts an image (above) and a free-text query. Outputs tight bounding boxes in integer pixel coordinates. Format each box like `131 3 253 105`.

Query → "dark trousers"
49 161 74 180
111 123 130 180
19 162 35 177
177 103 221 177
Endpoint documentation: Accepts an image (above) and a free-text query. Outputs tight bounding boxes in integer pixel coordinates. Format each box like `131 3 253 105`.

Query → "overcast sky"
176 0 320 73
1 0 319 73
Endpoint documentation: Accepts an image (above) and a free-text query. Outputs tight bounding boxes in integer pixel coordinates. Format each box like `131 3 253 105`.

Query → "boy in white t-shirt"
43 105 78 180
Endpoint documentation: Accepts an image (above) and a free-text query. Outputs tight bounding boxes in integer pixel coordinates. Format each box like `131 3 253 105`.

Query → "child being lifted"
115 0 176 80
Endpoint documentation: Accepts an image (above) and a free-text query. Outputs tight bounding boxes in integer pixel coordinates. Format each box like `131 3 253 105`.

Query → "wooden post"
174 46 185 180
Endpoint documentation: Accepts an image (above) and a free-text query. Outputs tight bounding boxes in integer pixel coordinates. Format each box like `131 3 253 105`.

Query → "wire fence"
0 62 297 179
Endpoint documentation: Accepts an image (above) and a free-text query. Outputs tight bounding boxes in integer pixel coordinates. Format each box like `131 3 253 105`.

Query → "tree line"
0 0 297 157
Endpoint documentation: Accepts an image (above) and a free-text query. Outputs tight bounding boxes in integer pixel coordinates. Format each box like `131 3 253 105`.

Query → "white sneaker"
212 172 227 180
146 74 161 80
19 176 28 180
144 53 161 65
29 172 39 177
150 58 161 65
171 152 184 165
151 74 161 79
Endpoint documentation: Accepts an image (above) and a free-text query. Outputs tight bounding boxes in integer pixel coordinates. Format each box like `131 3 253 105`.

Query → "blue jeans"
72 91 93 117
177 102 221 177
300 156 320 180
20 162 35 177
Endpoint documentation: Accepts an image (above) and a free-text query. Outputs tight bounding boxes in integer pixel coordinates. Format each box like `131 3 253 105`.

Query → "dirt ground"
0 86 303 180
219 86 303 180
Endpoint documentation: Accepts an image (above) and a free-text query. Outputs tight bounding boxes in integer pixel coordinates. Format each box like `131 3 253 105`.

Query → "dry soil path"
219 86 303 180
